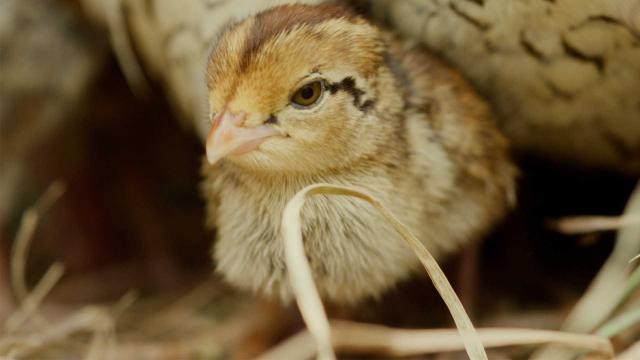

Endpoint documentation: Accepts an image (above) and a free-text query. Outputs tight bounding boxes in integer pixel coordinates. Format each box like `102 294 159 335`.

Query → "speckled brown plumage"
201 4 517 305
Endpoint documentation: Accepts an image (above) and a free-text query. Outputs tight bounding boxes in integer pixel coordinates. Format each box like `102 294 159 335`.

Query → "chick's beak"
206 111 280 165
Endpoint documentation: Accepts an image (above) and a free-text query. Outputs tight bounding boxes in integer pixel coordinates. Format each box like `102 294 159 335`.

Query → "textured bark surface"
368 0 640 172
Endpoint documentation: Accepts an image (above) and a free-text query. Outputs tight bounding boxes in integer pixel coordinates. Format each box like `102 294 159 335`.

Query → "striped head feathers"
205 4 402 175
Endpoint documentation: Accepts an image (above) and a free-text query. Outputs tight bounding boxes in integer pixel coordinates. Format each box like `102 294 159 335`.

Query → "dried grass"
258 321 613 360
281 184 486 360
0 183 233 360
618 341 640 360
0 182 128 359
566 182 640 328
532 180 640 360
10 181 66 303
279 183 616 360
81 0 149 95
551 214 640 235
596 308 640 338
5 181 66 334
1 180 636 359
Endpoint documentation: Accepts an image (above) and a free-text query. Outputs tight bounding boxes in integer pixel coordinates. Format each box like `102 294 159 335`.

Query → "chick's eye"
291 80 323 108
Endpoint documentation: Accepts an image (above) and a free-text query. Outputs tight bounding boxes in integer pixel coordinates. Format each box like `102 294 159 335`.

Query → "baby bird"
202 4 516 305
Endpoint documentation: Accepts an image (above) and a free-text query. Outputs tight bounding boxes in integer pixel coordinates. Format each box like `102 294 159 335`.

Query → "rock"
369 0 640 172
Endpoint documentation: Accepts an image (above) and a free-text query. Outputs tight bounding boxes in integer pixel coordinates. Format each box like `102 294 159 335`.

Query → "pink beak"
206 111 280 165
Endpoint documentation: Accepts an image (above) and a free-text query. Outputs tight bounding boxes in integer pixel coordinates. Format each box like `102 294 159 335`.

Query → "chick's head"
205 4 399 174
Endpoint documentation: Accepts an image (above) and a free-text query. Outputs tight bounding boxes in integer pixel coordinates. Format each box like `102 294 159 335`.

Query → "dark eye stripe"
326 77 376 113
266 114 278 124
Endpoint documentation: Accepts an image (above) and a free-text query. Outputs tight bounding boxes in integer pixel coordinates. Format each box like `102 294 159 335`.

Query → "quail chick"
201 4 517 305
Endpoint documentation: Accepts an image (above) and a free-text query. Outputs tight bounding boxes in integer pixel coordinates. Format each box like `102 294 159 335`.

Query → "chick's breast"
201 4 517 305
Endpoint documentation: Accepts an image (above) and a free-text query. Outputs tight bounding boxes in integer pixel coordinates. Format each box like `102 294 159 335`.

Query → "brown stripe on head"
239 4 359 71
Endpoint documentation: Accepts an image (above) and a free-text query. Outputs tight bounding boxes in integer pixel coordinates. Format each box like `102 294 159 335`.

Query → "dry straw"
279 183 615 360
552 213 640 234
0 182 134 359
0 182 624 359
281 183 488 360
533 181 640 360
258 321 613 360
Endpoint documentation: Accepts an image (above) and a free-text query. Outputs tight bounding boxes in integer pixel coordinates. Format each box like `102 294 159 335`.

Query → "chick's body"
202 4 516 305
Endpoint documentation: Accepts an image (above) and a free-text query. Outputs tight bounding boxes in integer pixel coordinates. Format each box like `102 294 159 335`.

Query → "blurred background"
1 0 639 359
